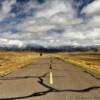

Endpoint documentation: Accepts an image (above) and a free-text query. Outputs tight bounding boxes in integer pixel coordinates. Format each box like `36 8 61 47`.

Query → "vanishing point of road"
0 57 100 100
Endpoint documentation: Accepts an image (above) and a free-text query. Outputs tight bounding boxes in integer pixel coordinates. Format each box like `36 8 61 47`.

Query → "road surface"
0 57 100 100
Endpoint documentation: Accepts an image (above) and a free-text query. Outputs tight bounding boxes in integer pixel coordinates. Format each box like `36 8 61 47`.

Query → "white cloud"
82 0 100 26
82 0 100 16
0 38 24 48
0 0 16 21
36 0 74 18
0 0 100 48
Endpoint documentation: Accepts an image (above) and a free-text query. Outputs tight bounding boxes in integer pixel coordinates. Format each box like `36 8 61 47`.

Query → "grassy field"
0 52 43 76
0 51 100 77
55 52 100 76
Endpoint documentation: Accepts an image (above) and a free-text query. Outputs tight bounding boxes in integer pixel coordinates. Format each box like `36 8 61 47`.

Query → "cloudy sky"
0 0 100 48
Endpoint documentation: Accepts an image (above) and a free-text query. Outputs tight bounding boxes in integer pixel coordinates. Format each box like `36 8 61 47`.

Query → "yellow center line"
49 71 53 85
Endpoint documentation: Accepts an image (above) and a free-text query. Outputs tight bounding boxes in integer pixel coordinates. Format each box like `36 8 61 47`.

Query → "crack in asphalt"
0 58 100 100
0 72 100 100
0 76 65 80
83 70 100 80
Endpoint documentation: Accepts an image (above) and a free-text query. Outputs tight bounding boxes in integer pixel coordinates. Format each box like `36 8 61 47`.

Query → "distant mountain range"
0 44 100 53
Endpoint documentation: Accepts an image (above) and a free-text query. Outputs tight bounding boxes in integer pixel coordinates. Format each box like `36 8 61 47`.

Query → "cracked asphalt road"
0 57 100 100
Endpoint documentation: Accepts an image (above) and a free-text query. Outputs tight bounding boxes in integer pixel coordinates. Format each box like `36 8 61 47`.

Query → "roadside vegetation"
0 51 100 77
55 52 100 76
0 52 42 76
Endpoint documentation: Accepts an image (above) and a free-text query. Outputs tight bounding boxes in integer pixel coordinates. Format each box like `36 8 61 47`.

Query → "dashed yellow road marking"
49 71 53 85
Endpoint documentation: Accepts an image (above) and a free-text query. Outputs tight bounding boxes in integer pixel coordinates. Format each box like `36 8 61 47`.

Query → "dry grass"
55 52 100 76
1 51 100 77
0 51 43 76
